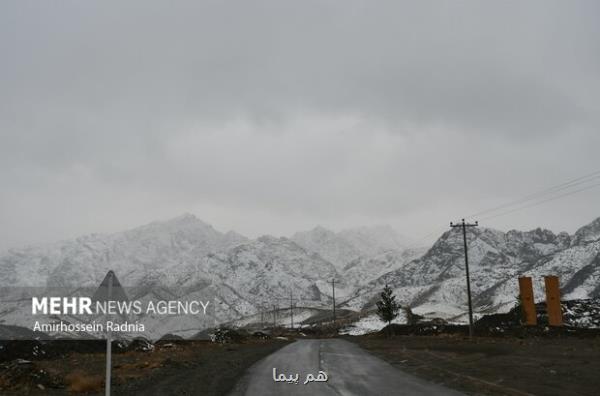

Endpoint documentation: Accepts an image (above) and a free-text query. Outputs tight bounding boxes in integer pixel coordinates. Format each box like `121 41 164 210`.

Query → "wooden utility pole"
450 219 478 338
289 290 294 329
330 279 336 323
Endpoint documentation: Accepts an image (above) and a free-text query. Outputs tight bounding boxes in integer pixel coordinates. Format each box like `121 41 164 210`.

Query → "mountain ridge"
1 213 599 332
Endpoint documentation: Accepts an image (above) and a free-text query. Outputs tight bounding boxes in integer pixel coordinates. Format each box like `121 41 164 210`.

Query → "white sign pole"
105 272 113 396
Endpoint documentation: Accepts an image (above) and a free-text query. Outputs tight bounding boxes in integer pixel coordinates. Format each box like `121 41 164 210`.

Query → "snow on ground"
412 303 466 320
274 309 316 328
443 312 485 325
229 308 318 328
563 299 600 328
339 312 407 336
315 279 354 299
564 286 593 301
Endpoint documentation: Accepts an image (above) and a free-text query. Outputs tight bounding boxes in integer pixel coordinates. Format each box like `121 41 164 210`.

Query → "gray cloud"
1 1 599 248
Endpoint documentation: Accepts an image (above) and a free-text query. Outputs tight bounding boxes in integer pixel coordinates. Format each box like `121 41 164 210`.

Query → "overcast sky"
1 1 599 249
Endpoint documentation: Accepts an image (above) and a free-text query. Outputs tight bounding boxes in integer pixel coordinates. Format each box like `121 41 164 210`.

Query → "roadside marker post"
518 277 537 325
544 276 563 326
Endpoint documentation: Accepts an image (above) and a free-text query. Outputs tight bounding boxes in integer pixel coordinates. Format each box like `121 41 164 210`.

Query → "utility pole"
330 279 336 323
290 290 294 329
272 304 277 328
450 219 478 338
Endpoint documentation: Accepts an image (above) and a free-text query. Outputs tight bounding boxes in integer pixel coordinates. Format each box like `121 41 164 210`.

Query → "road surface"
230 339 463 396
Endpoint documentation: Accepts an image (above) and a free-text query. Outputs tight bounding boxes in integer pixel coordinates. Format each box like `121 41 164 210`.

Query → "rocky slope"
291 225 410 269
1 214 599 335
0 215 342 336
344 218 600 322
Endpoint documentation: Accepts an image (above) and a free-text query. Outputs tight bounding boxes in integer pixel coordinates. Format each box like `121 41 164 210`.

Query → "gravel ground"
354 334 600 396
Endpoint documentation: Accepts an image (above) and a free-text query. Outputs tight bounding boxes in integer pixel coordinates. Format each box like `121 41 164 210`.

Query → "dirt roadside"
354 334 600 396
115 340 290 396
0 339 290 396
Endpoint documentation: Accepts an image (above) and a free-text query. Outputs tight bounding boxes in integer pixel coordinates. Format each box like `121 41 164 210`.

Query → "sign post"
92 270 127 396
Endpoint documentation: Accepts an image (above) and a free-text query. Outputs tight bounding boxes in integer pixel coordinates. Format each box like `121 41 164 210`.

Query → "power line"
478 180 600 222
387 168 600 260
464 169 600 220
407 169 600 249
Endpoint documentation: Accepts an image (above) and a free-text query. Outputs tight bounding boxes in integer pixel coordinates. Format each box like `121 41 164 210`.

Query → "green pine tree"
376 284 400 329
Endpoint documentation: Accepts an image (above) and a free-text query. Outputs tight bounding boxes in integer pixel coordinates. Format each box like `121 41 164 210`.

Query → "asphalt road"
230 339 463 396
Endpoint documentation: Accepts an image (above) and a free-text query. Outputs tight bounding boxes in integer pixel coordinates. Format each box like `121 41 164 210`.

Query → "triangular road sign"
93 270 128 303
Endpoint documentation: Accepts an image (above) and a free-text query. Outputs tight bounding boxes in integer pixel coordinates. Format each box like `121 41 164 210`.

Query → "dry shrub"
141 360 162 370
65 370 104 393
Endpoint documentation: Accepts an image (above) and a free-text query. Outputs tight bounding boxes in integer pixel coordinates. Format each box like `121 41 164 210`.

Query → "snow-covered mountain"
344 219 600 321
0 214 247 288
1 214 599 335
292 225 410 269
338 225 412 256
291 226 361 269
177 235 338 319
0 215 342 336
342 248 427 287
